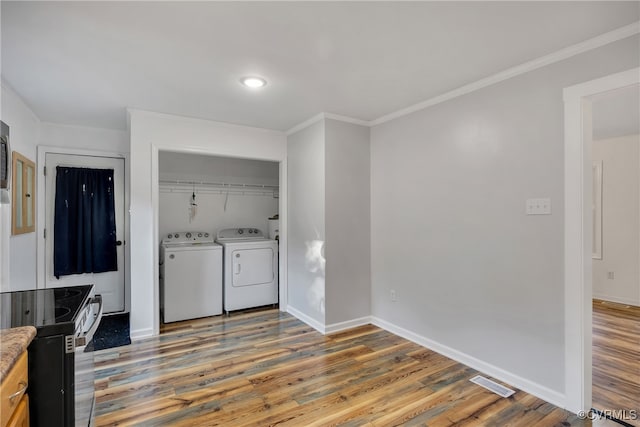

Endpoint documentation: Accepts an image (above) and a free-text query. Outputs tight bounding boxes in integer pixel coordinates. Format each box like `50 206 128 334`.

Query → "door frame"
563 67 639 413
151 145 288 336
37 145 131 312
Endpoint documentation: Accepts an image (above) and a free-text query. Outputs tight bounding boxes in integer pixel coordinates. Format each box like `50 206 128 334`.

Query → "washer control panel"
162 231 213 245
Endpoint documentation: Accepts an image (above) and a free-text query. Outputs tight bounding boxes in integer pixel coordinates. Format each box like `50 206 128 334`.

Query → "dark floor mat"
86 312 131 352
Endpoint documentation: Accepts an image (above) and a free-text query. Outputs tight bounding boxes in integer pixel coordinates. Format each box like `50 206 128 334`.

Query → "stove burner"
55 307 71 320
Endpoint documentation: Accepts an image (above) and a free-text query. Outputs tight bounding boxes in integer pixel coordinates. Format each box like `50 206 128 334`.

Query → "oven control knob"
167 234 172 238
248 229 253 234
174 233 179 238
238 229 244 234
198 233 202 237
253 229 259 234
204 233 209 237
186 232 192 238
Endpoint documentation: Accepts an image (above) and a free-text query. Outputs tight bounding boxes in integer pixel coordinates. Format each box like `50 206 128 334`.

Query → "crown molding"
285 112 369 136
285 113 326 136
285 22 639 134
370 21 640 126
323 113 370 127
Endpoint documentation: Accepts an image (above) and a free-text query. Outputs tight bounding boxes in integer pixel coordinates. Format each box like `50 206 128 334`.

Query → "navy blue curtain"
54 167 117 278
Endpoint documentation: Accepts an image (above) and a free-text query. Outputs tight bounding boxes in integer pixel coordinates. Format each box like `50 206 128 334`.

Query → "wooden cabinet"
1 352 29 427
6 394 28 427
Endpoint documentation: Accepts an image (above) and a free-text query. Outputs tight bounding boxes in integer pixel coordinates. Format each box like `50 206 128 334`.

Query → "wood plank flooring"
592 299 640 425
94 310 619 426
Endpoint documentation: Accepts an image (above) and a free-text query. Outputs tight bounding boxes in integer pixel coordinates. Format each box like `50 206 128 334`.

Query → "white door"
232 248 275 287
45 153 125 313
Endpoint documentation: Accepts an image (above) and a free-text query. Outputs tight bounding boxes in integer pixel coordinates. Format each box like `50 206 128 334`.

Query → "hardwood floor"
592 299 640 425
94 310 617 426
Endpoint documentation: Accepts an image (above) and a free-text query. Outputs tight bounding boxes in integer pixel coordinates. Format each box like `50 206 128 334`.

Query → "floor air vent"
470 375 515 398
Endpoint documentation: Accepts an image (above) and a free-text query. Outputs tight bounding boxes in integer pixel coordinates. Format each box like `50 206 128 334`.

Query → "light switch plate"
526 198 551 215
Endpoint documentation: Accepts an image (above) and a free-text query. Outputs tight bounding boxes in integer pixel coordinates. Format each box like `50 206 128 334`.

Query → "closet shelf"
159 179 279 198
159 179 278 190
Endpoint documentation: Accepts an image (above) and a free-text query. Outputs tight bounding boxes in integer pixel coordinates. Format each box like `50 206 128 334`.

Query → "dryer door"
232 248 275 287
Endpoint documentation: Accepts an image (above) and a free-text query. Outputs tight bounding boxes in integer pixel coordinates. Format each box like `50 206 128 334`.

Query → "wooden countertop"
0 327 36 383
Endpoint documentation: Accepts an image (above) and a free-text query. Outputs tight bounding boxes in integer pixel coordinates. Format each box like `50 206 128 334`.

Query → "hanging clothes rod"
159 179 279 190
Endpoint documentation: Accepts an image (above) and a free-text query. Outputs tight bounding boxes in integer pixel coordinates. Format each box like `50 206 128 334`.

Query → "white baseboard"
130 328 154 341
325 316 372 334
370 316 567 410
592 293 640 307
286 305 326 333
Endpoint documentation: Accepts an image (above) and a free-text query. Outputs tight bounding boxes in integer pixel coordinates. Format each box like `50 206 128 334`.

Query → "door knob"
116 240 123 246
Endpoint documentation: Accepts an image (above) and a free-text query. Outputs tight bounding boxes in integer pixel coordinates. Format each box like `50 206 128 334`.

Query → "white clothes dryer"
160 231 222 322
216 228 278 313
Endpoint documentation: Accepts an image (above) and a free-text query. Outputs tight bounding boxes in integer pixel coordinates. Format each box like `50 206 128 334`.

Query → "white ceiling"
2 2 639 131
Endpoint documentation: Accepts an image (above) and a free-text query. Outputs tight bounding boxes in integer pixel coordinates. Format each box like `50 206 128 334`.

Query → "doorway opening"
563 68 639 417
590 84 640 421
37 146 130 314
156 150 282 331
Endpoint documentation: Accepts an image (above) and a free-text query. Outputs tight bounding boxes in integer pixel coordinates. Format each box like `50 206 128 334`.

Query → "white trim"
370 316 566 410
286 112 369 136
286 113 325 136
372 22 639 126
323 113 369 128
151 144 161 337
286 305 325 334
324 316 372 334
563 67 640 414
278 159 288 310
592 294 640 308
130 328 154 341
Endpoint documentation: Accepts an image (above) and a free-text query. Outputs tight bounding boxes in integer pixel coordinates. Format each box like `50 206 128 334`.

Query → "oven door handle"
74 295 103 350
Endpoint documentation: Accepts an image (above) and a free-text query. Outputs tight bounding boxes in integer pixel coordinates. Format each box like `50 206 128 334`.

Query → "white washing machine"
216 228 278 313
160 231 222 322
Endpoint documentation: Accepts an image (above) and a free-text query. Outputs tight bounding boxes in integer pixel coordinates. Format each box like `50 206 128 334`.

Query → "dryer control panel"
216 227 266 241
162 231 213 245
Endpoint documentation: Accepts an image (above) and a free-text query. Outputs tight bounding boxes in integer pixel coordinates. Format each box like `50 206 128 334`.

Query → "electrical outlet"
390 290 397 302
526 198 551 215
607 272 614 280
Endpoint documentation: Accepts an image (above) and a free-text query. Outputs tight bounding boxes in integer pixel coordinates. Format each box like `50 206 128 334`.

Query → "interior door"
45 153 125 313
232 248 274 287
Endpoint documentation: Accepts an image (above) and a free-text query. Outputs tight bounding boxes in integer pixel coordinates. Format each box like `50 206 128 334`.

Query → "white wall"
159 152 279 186
286 117 372 330
0 82 40 291
129 109 286 339
592 134 640 306
287 120 325 326
325 119 371 325
158 152 279 238
39 122 129 153
370 35 639 401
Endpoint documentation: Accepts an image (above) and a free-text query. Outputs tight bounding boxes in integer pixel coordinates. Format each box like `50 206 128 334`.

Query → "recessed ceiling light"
240 76 267 89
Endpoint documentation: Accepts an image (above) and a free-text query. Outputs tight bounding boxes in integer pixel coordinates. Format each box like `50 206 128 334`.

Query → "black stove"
0 285 102 427
0 285 93 336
